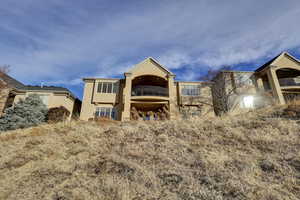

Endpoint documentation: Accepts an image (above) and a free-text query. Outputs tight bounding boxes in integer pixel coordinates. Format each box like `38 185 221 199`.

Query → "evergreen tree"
0 94 48 132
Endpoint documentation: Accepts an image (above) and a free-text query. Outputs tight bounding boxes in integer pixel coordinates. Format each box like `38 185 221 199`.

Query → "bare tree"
0 65 10 91
199 66 254 115
179 82 214 118
0 65 10 74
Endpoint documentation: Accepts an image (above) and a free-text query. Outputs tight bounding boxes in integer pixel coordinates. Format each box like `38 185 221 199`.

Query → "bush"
46 106 70 123
0 94 48 132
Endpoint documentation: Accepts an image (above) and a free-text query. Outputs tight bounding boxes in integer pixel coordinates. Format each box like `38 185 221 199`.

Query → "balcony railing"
131 85 168 97
279 78 300 87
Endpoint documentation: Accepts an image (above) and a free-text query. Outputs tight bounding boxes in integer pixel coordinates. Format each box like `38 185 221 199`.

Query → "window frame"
97 82 118 94
95 107 117 120
181 85 201 96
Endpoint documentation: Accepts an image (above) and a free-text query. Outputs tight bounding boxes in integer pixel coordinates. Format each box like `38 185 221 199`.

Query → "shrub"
46 106 70 123
0 94 48 132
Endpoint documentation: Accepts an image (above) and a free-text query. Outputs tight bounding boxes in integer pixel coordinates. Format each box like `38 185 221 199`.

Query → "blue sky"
1 0 300 99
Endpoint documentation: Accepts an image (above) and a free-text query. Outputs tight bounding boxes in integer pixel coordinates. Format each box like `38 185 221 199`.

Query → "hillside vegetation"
0 109 299 200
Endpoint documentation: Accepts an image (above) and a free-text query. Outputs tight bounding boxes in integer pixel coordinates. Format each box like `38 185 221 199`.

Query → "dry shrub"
47 106 70 123
0 108 299 200
283 100 300 119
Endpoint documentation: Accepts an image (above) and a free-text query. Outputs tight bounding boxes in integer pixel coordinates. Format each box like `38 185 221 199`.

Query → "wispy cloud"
1 0 300 97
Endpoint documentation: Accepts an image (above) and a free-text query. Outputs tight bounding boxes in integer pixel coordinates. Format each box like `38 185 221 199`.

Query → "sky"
1 0 300 99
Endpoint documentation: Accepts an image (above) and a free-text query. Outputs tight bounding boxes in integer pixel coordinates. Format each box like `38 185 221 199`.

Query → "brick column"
266 67 285 104
121 73 132 121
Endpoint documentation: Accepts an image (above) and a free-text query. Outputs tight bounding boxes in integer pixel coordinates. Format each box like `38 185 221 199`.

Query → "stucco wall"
177 82 213 116
92 79 120 103
129 59 169 79
273 55 300 69
80 79 122 121
14 91 75 120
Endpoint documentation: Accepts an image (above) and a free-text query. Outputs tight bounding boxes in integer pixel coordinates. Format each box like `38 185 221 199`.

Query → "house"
212 52 300 115
0 72 81 119
80 57 213 121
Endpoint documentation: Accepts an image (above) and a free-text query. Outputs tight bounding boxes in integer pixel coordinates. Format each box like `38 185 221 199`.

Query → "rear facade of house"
80 57 212 121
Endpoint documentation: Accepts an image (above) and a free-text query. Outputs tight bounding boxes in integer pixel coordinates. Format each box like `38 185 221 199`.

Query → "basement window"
95 107 117 120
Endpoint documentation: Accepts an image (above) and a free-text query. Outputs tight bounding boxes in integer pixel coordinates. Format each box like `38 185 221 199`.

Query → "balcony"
279 78 300 88
131 85 168 97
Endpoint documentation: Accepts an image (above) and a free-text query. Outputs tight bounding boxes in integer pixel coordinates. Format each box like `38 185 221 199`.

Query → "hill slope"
0 112 299 200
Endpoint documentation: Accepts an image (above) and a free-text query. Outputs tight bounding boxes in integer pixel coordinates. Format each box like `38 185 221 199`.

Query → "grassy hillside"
0 110 299 200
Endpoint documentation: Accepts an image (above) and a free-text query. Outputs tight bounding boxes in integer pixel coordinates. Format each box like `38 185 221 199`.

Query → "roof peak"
127 57 175 75
255 51 300 72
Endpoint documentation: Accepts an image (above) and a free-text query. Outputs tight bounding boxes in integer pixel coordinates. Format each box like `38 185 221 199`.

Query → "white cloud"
157 51 192 69
0 0 300 86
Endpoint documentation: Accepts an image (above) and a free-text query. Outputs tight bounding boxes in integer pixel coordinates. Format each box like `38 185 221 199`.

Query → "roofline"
83 78 121 81
220 70 254 73
255 51 300 73
14 88 77 100
175 81 212 83
148 57 175 75
127 57 175 76
282 51 300 63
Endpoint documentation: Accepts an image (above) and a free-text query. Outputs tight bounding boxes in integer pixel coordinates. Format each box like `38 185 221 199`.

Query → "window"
97 82 118 93
235 74 253 86
97 83 102 93
181 85 201 96
37 94 49 106
95 107 117 120
113 83 118 93
102 83 108 93
107 83 112 93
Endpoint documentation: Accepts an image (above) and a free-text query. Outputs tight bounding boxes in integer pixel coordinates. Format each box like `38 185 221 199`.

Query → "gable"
255 52 300 72
128 58 173 79
273 53 300 70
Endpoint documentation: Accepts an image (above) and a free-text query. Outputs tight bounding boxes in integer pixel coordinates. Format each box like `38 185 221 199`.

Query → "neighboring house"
212 52 300 115
80 57 213 121
0 72 81 119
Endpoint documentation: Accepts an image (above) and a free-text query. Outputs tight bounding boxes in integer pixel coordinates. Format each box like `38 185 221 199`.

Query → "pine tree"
0 94 48 132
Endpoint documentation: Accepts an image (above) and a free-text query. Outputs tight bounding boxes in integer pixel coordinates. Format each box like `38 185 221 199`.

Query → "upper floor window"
181 85 201 96
235 74 253 86
95 107 117 120
97 82 118 93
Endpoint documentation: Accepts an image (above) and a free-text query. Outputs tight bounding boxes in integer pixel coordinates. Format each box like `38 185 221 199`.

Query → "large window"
95 107 117 120
235 74 253 86
181 85 201 96
97 82 118 93
36 94 49 106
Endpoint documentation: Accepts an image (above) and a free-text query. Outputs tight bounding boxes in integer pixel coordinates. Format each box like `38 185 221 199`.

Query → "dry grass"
0 109 299 200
